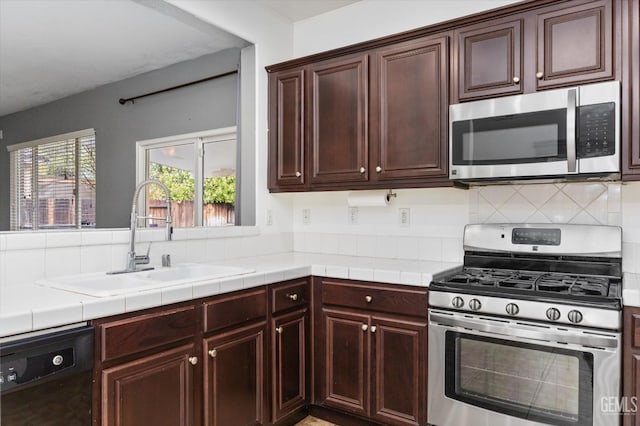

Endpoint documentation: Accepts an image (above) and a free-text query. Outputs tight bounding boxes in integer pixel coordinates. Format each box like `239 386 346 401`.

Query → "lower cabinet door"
322 308 369 416
370 316 427 426
102 344 197 426
204 322 266 426
272 308 308 422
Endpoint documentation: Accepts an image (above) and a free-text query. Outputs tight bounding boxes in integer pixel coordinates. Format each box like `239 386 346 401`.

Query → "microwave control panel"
578 102 615 158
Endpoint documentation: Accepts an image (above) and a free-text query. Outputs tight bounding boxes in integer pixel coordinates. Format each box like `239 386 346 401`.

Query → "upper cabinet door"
268 69 305 189
455 19 523 100
373 36 449 181
309 54 369 185
536 0 613 89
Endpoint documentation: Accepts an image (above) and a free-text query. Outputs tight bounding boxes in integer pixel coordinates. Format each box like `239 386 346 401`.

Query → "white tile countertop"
0 252 460 338
623 272 640 308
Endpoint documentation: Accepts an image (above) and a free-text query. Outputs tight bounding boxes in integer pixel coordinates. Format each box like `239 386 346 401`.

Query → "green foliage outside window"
149 163 235 205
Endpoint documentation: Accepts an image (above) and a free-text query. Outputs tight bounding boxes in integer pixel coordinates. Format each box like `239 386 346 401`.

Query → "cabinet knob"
189 356 198 365
365 295 372 303
375 166 382 173
359 167 366 174
208 349 217 358
287 293 298 301
370 325 377 333
276 326 283 334
361 324 368 331
295 171 301 177
513 76 520 84
536 71 544 79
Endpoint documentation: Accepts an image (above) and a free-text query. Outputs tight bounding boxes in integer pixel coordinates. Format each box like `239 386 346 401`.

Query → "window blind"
9 132 96 230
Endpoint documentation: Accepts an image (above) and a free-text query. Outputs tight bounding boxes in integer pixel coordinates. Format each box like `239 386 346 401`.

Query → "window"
8 129 96 231
137 127 237 228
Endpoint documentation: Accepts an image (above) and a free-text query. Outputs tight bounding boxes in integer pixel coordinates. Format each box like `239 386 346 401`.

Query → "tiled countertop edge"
0 254 461 338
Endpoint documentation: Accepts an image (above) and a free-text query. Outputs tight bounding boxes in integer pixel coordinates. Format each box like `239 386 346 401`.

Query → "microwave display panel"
452 109 567 165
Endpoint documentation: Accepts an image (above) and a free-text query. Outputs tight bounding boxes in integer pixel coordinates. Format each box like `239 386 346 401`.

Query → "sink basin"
37 263 254 297
138 263 252 282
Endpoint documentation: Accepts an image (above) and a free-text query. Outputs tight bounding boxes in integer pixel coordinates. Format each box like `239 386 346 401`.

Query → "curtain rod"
118 69 238 105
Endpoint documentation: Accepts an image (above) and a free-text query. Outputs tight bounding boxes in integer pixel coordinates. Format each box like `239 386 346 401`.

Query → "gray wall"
0 48 240 230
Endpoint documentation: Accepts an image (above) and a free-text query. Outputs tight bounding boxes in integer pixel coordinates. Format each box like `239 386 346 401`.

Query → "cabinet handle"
295 171 301 177
276 326 283 334
536 71 544 79
365 295 372 303
362 324 368 331
208 349 217 358
359 167 366 174
513 76 520 84
189 356 198 365
287 293 298 301
370 325 377 333
375 166 382 173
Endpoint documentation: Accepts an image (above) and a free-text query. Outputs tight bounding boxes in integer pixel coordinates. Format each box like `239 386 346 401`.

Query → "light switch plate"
266 209 273 226
302 209 311 225
349 207 359 225
399 208 410 227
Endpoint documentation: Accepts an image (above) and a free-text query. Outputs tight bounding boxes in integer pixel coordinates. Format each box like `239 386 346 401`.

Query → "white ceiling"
0 0 360 118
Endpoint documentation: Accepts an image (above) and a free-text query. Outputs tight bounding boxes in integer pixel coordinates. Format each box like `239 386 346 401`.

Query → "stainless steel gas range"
428 223 622 426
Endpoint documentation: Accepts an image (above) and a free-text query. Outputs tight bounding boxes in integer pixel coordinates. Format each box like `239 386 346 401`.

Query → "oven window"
445 332 593 426
451 109 567 165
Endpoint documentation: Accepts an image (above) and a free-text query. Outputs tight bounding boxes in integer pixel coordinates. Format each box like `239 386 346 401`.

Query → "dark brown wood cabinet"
535 0 613 89
454 18 524 100
371 35 449 181
453 0 616 101
622 0 640 178
623 306 640 426
316 279 428 426
267 34 450 192
309 54 370 185
101 344 197 426
270 279 310 423
268 69 306 189
204 322 266 426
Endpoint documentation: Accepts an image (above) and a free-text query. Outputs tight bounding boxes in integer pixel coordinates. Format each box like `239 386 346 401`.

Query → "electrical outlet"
399 208 410 227
302 209 311 225
349 207 359 225
266 209 273 226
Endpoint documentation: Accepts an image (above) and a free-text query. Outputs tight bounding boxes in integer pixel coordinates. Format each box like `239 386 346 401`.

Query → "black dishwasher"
0 325 94 425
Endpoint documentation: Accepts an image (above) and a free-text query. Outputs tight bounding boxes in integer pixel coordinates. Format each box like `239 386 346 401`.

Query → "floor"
295 416 337 426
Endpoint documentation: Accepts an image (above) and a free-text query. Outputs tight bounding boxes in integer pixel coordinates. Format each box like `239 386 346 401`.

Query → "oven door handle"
430 313 618 348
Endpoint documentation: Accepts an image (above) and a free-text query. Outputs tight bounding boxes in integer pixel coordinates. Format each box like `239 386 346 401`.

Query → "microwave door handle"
567 88 577 173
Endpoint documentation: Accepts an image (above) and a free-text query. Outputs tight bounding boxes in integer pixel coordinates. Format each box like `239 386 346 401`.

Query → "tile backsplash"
0 228 293 287
469 182 621 226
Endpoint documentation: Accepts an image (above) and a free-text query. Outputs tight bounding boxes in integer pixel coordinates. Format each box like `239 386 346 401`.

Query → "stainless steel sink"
37 263 254 297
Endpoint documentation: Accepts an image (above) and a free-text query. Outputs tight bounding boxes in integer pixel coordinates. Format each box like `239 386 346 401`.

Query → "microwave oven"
449 81 620 183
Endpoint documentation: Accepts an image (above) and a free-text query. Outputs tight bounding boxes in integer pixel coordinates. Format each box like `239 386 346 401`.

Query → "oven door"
427 309 621 426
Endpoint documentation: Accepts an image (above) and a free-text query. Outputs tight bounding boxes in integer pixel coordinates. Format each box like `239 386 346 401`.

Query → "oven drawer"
321 278 427 317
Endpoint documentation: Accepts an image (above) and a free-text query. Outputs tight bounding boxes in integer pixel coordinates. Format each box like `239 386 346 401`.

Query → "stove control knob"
505 303 520 316
568 310 583 324
469 299 482 311
546 307 561 321
452 296 464 309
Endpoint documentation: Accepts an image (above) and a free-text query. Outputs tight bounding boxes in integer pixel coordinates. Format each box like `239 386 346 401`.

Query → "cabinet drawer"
271 279 309 313
321 279 427 317
99 306 196 362
203 288 267 333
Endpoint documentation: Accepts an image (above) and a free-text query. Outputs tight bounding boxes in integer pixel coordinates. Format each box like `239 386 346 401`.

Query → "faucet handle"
134 242 151 265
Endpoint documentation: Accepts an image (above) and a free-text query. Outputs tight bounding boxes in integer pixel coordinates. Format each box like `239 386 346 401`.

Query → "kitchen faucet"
108 179 172 274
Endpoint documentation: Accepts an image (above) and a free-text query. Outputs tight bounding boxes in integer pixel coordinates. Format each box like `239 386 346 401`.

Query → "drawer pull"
370 325 377 333
359 167 366 174
365 295 372 303
295 171 302 177
362 324 368 331
276 326 283 334
287 293 298 301
189 356 198 365
513 76 520 84
208 349 217 358
536 71 544 79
